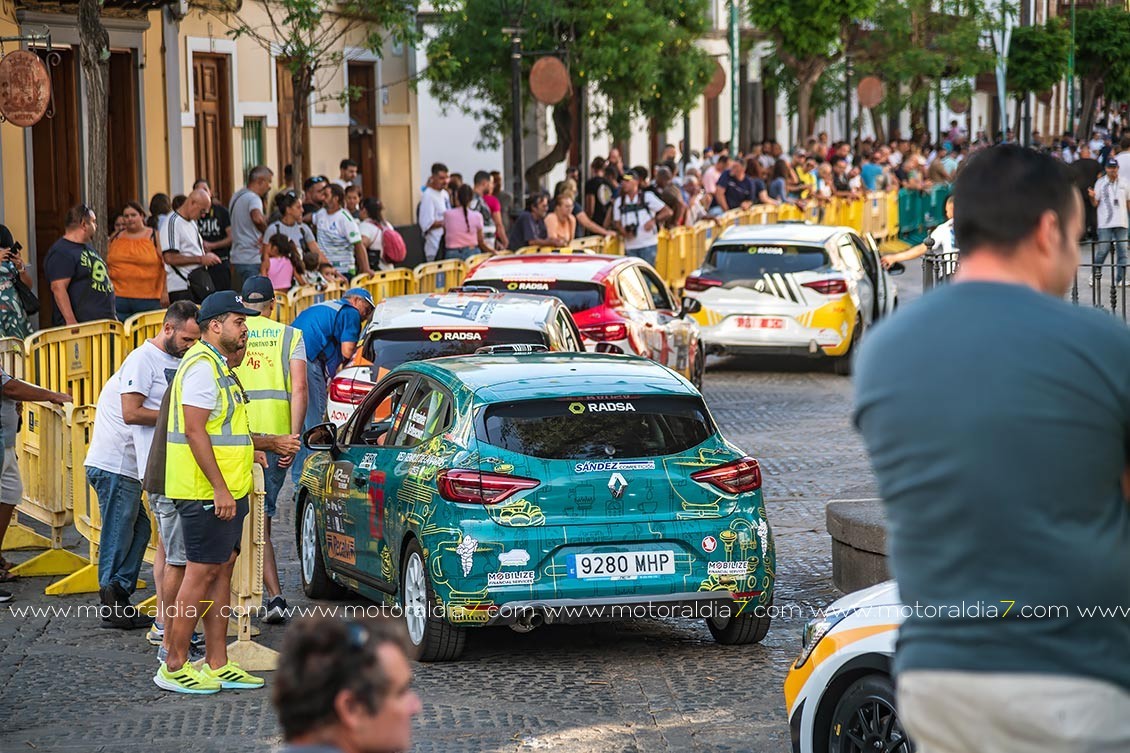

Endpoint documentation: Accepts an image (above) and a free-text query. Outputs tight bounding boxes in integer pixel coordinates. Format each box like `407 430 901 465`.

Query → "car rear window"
707 243 831 278
479 396 714 459
468 278 604 314
361 327 550 373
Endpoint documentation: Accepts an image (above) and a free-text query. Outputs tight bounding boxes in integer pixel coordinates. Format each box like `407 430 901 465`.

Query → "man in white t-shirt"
84 302 201 632
313 184 369 276
163 189 221 302
418 162 451 262
611 170 671 267
881 196 956 276
1089 159 1130 286
331 158 358 188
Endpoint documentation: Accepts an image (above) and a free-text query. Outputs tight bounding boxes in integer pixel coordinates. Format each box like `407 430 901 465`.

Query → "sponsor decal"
506 280 551 291
329 462 353 496
752 246 784 254
707 561 748 576
409 409 428 425
701 535 718 553
568 402 586 414
575 401 635 413
428 330 484 342
487 570 535 587
455 535 479 576
498 549 531 567
326 532 356 565
494 462 515 473
358 453 378 471
396 451 445 466
608 472 628 499
574 460 656 474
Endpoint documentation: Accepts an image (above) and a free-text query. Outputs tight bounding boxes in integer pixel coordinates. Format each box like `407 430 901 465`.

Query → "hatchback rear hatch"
687 242 837 307
469 394 755 526
466 278 605 315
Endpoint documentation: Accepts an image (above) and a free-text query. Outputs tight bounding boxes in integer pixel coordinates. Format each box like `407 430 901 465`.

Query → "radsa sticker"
426 328 485 342
568 401 636 414
505 279 554 291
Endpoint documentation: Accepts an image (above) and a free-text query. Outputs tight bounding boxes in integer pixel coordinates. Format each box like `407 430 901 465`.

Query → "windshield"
360 327 550 374
706 244 831 278
467 278 605 314
479 396 714 460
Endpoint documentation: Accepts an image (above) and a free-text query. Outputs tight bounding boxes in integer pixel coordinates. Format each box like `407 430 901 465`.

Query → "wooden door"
347 63 378 197
107 51 139 219
193 54 233 202
277 59 311 181
31 47 81 328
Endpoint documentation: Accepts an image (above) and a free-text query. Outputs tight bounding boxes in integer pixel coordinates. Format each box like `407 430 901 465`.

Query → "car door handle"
352 475 368 489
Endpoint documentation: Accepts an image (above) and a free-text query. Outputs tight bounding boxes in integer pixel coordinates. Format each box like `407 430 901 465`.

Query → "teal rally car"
297 350 775 660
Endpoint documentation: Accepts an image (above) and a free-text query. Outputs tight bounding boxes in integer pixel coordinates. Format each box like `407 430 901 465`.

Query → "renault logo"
608 472 627 499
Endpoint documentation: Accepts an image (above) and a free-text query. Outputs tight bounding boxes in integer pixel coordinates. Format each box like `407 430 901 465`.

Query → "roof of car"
403 352 698 401
465 254 635 283
713 223 849 246
367 291 564 332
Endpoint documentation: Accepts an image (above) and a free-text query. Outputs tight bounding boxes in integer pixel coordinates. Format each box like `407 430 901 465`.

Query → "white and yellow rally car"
684 224 902 374
785 581 912 753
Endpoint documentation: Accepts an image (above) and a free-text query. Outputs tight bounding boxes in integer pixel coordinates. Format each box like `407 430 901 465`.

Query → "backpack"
381 226 407 263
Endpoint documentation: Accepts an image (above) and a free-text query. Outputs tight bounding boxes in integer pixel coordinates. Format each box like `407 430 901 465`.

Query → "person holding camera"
612 169 671 266
0 224 33 338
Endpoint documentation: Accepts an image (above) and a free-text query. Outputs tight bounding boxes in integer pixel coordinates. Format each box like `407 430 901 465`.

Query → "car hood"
829 580 900 612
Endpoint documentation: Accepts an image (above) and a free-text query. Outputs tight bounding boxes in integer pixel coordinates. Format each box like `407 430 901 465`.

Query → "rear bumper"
483 590 740 626
706 342 830 358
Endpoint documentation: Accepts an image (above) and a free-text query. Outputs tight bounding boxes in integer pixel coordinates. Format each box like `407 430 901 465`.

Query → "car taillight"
684 276 723 292
329 377 375 404
802 279 848 295
691 457 762 494
437 470 540 505
580 322 628 341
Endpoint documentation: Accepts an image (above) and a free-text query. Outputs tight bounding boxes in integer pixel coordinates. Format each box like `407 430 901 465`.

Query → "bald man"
163 189 223 303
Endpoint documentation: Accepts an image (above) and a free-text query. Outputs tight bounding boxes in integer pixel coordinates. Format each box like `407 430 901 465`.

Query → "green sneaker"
153 661 221 694
201 661 265 689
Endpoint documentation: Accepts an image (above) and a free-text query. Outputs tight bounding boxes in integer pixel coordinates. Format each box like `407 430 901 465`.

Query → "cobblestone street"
0 266 922 753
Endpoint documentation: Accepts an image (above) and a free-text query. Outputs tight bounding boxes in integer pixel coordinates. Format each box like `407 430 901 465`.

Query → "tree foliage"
1007 19 1069 101
748 0 876 145
221 0 419 182
425 0 713 183
1073 3 1130 138
762 58 846 129
853 0 998 140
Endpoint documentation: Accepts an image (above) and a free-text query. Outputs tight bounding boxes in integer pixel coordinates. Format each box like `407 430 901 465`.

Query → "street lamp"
500 0 529 203
1068 0 1076 139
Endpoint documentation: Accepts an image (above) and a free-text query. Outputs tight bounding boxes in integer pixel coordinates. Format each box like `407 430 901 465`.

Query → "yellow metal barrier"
351 269 416 303
6 403 92 582
414 260 467 293
23 320 125 405
270 292 295 324
886 191 901 240
289 284 345 320
0 336 24 378
227 464 278 670
123 309 167 352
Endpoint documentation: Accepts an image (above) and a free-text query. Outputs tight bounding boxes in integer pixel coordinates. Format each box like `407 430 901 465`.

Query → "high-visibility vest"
165 340 253 500
235 317 301 435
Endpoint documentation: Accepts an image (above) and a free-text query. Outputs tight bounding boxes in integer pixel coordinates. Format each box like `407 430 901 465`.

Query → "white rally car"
325 290 584 424
684 224 902 374
785 581 911 753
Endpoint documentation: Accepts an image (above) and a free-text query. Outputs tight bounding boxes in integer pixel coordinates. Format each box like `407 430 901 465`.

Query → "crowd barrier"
123 309 167 351
227 464 278 670
897 185 951 244
24 320 126 405
289 282 346 321
350 269 415 302
413 259 467 294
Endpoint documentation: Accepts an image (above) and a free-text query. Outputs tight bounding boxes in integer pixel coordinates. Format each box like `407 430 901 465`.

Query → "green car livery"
298 351 775 660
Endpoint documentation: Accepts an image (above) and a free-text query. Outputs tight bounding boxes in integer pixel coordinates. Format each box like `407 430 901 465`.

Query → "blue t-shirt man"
716 170 764 210
293 294 369 374
860 162 884 191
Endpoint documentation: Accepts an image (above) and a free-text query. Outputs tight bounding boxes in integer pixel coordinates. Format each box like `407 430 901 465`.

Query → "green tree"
748 0 876 145
1007 20 1069 131
762 59 847 139
854 0 999 141
425 0 714 185
1073 4 1130 140
221 0 420 182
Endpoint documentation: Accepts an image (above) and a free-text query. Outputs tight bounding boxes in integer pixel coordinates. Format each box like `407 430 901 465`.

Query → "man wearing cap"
234 277 306 623
291 288 375 479
1088 159 1130 287
155 291 300 694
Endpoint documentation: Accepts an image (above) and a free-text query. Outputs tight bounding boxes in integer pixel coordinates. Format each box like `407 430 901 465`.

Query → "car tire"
299 497 348 600
704 603 771 645
399 538 466 661
691 340 706 388
827 674 914 753
833 317 863 376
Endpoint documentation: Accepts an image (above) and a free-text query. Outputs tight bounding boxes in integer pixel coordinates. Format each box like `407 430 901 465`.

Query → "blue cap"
344 287 375 306
1107 159 1120 169
197 290 260 323
241 275 275 304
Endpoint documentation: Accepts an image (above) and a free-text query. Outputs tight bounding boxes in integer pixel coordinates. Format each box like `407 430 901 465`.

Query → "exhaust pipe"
510 609 544 633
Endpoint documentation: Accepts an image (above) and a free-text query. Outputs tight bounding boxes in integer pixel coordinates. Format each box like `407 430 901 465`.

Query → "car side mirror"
680 296 703 318
887 262 906 276
303 422 338 452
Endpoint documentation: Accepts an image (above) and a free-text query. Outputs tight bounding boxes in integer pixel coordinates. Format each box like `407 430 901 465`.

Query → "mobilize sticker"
575 460 656 474
487 570 535 587
707 561 748 576
568 401 636 414
428 330 483 342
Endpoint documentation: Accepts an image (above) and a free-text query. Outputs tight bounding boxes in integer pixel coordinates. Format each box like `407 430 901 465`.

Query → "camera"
624 224 638 238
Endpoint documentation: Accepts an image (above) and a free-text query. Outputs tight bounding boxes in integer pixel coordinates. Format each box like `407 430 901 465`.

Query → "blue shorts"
175 496 248 564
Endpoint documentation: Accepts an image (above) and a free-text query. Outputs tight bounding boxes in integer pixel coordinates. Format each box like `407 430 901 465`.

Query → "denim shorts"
175 496 249 564
148 493 187 567
1 448 21 506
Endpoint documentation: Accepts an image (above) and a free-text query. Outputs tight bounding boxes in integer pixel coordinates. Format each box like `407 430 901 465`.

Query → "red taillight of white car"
691 457 763 494
437 469 540 505
329 377 375 404
801 279 849 295
684 276 723 292
580 322 629 342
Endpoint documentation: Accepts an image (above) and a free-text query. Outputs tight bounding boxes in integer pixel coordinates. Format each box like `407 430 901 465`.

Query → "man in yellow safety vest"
234 276 308 624
154 290 299 695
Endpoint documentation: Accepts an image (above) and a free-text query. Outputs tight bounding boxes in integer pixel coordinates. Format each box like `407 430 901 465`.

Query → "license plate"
567 550 676 579
735 316 784 329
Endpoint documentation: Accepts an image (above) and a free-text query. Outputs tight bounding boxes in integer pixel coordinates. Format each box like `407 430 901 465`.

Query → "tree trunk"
795 64 824 147
525 98 573 189
291 65 314 185
1077 78 1100 142
869 106 885 145
78 0 109 255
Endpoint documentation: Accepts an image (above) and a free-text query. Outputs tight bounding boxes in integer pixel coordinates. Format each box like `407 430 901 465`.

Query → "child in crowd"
302 250 331 289
261 233 306 292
